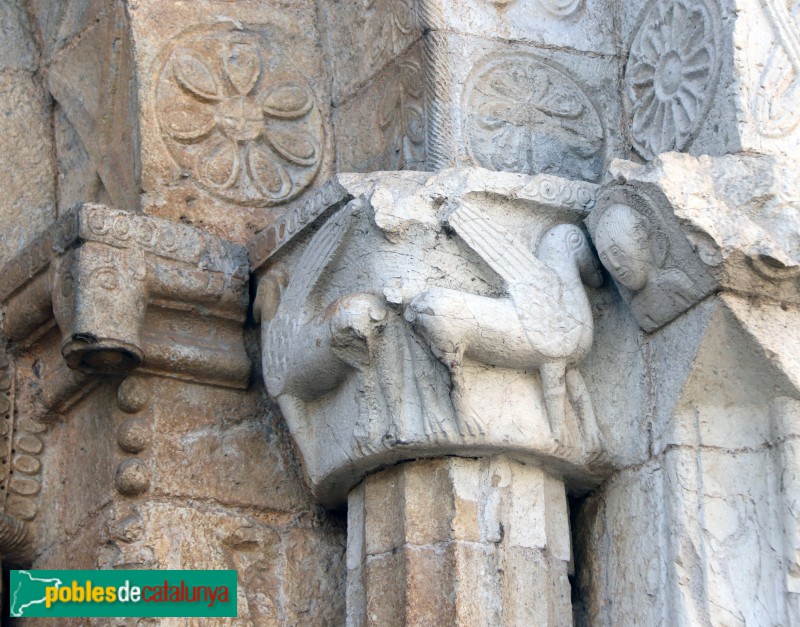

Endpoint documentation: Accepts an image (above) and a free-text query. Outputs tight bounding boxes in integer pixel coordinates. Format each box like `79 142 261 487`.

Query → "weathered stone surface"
44 0 141 212
1 204 251 388
151 378 309 512
419 0 617 55
258 169 609 504
0 1 38 72
2 0 800 622
348 457 572 625
320 0 422 103
131 0 334 245
334 42 426 172
424 33 624 178
284 527 347 625
588 152 800 331
0 73 56 269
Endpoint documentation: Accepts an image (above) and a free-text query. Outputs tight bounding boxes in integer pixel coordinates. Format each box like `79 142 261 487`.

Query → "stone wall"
0 0 799 625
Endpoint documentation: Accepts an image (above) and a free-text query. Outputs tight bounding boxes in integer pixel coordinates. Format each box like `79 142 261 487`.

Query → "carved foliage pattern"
378 60 426 169
752 0 800 137
364 0 417 68
626 0 721 159
464 52 605 181
157 26 324 206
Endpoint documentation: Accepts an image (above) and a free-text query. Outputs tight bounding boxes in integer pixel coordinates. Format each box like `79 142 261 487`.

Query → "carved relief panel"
752 0 800 137
624 0 722 159
588 153 800 332
422 33 621 177
587 183 718 332
334 45 427 172
155 24 324 207
128 1 333 244
463 51 605 181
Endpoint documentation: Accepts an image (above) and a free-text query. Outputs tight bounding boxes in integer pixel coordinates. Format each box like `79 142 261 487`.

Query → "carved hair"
595 203 653 268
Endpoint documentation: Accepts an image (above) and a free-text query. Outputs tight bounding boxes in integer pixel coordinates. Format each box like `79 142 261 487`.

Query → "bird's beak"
581 256 604 288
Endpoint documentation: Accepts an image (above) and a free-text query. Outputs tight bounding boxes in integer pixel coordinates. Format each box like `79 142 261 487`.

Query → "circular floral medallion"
626 0 721 159
464 52 605 182
156 25 324 206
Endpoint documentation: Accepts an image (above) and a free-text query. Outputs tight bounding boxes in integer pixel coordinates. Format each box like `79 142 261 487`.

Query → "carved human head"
594 203 654 291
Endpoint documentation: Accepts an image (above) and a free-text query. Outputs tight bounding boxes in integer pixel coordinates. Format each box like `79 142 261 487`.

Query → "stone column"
346 457 571 626
254 169 614 624
575 154 800 625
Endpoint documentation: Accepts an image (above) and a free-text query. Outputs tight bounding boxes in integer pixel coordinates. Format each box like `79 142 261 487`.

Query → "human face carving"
594 204 654 291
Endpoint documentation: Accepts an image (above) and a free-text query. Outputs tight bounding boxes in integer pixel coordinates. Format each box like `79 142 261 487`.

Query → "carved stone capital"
255 169 609 505
587 153 800 332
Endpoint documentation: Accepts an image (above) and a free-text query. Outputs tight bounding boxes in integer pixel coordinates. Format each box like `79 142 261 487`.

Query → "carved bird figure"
405 201 603 448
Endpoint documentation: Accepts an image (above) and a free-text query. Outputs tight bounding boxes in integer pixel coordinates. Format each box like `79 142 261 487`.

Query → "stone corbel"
0 204 251 563
253 169 609 506
586 153 800 332
2 204 250 389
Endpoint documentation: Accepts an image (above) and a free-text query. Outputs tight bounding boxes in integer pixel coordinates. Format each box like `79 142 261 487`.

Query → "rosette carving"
156 26 324 206
626 0 721 159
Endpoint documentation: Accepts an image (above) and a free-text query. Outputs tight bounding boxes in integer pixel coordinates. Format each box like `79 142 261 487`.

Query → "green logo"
10 570 237 618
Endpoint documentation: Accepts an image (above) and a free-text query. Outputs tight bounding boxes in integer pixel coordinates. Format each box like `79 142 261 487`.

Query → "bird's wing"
448 201 585 357
280 200 358 313
265 200 359 393
446 200 553 287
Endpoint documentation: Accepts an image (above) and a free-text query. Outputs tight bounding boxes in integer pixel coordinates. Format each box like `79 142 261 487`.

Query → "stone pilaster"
574 152 800 625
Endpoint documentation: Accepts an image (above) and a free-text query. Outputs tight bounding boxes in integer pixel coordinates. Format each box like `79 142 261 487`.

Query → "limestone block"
257 169 610 504
573 461 668 626
774 398 800 621
149 378 309 512
347 457 571 626
334 42 426 172
576 444 792 626
35 385 118 554
418 0 618 56
284 527 347 626
0 0 38 72
43 0 140 213
129 0 333 245
423 33 625 179
646 296 800 454
578 284 649 467
664 446 785 625
588 153 800 331
0 74 56 268
319 0 422 103
29 0 110 61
